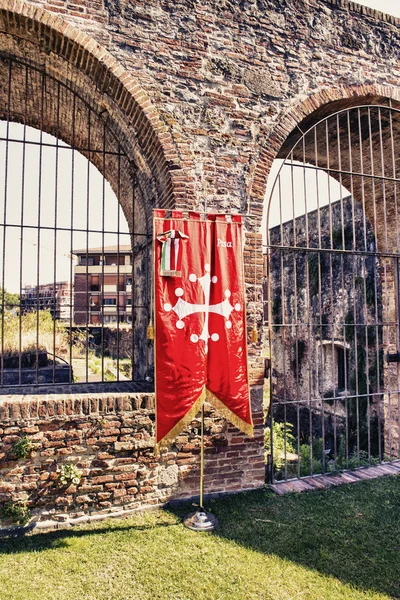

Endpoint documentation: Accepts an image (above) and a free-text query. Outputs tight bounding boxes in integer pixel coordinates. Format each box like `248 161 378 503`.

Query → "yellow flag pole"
184 402 218 531
182 205 218 532
199 403 205 509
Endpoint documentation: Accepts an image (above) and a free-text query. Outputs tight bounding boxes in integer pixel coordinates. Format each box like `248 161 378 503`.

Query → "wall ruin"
0 0 399 525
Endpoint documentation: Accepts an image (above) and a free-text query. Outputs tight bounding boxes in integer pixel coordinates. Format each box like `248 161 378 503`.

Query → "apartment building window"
103 298 117 306
80 257 94 266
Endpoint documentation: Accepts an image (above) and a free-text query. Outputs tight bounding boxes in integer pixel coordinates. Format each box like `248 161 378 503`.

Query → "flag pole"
199 402 205 508
184 401 218 531
184 198 218 531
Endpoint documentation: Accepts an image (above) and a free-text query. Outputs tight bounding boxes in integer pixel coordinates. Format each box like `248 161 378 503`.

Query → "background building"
21 281 72 322
73 246 133 326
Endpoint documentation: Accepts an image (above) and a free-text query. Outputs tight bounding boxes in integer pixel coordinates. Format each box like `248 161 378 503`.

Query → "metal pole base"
183 509 218 531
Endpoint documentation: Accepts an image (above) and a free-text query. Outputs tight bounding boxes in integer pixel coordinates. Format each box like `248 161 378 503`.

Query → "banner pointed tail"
206 216 253 436
154 212 210 447
154 211 253 448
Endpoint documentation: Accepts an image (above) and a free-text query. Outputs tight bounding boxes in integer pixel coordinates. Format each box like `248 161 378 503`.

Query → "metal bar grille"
265 104 400 482
0 56 150 389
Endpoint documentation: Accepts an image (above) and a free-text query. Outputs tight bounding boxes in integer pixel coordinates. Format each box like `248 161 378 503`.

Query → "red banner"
154 210 253 448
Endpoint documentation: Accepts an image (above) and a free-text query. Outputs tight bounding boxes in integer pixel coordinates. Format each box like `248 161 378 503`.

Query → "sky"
0 123 129 293
263 160 347 242
354 0 400 18
0 123 345 289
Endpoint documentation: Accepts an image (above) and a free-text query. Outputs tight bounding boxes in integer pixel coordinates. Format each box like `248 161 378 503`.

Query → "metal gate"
0 55 151 389
265 104 400 482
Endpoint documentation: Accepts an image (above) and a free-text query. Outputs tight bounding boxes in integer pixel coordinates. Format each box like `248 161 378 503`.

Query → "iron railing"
265 104 400 482
0 55 151 388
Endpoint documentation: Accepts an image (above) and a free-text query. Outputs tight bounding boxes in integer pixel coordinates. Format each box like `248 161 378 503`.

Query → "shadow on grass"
168 476 400 599
1 477 399 598
0 519 177 555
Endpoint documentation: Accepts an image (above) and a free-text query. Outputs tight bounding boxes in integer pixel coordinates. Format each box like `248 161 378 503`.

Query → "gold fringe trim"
156 387 207 452
206 389 254 438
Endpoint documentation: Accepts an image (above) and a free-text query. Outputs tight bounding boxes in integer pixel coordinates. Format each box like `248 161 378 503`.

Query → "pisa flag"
154 209 253 448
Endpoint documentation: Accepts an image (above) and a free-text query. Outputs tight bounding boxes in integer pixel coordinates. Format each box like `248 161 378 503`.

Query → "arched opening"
264 103 400 482
0 55 155 388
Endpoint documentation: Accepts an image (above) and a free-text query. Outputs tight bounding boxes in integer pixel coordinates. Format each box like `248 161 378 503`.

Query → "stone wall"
0 0 399 525
0 388 264 529
269 196 382 405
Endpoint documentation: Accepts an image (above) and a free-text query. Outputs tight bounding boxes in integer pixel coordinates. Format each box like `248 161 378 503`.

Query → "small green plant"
299 441 323 477
265 421 297 470
10 435 35 460
1 500 30 525
88 355 101 375
118 359 132 378
57 463 82 487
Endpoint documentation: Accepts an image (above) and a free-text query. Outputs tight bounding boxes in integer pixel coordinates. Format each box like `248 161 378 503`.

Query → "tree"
0 288 19 313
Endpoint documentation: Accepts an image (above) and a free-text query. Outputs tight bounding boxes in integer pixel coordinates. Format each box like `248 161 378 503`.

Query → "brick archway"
245 84 400 387
264 101 400 481
0 4 193 388
249 84 400 229
0 0 190 215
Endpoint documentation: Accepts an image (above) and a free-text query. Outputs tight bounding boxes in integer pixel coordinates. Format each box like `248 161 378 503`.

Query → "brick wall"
0 0 399 526
0 388 264 528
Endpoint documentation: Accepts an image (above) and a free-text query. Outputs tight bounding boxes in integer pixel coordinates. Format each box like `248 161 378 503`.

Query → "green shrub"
299 441 323 477
88 355 101 374
0 309 68 358
267 425 381 481
104 369 116 382
265 421 296 471
1 501 30 525
0 288 19 313
118 359 132 378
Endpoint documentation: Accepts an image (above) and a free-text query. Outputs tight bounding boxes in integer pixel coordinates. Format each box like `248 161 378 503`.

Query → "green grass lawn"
1 476 400 600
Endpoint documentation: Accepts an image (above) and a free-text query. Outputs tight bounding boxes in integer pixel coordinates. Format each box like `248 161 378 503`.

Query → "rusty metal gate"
0 55 151 389
265 104 400 482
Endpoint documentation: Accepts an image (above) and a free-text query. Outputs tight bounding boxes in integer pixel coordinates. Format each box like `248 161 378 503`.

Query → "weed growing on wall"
57 464 82 487
10 435 35 460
